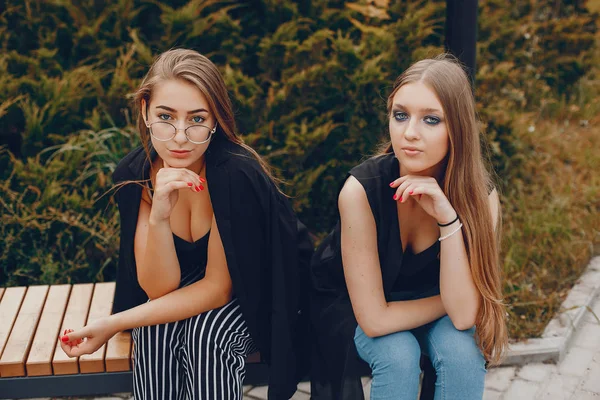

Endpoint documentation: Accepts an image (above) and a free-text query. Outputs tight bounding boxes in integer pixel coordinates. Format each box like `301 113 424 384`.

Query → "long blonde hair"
383 55 508 365
133 48 278 185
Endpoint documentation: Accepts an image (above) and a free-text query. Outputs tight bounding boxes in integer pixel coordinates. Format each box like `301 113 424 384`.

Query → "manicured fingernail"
200 177 206 183
409 190 414 195
393 194 398 200
63 329 67 335
389 182 394 187
188 182 193 187
199 185 204 191
399 196 403 202
61 336 69 343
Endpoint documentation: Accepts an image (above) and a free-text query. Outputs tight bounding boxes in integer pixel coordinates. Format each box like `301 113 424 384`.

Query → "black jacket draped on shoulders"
111 135 314 400
309 153 402 400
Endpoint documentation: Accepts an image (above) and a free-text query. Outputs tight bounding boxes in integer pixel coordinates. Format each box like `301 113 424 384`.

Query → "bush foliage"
1 0 598 338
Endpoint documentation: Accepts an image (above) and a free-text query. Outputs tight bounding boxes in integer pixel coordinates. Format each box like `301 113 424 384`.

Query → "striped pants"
132 298 256 399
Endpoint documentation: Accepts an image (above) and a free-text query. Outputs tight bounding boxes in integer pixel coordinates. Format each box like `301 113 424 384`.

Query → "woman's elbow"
357 317 385 338
139 276 180 300
210 279 233 309
215 286 233 308
449 310 478 331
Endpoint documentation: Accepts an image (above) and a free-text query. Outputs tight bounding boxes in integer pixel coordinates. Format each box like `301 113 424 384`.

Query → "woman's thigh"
182 298 256 399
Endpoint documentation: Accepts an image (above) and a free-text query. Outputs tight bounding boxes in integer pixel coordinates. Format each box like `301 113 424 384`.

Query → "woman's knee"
355 326 421 375
426 316 486 374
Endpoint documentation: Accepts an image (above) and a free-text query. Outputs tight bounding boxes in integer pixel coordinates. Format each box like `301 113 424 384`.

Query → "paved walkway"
18 292 600 400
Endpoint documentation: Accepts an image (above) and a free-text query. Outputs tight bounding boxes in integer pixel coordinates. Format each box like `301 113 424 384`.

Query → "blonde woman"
309 56 508 400
60 49 312 400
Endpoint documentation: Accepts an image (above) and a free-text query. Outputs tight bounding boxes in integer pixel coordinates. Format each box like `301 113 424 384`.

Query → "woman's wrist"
437 209 459 227
110 311 131 333
148 213 171 227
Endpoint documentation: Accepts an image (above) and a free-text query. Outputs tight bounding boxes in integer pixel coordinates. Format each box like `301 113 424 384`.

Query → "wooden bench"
0 283 267 399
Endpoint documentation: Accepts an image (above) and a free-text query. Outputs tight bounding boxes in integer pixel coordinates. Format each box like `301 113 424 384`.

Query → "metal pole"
445 0 478 86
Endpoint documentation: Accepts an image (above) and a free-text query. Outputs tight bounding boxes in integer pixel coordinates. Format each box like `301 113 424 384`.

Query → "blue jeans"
354 316 486 400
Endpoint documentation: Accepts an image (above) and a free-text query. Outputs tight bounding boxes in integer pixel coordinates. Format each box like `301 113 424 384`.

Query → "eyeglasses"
147 121 217 145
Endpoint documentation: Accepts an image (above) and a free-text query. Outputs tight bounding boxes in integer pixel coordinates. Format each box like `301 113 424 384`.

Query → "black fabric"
111 134 313 400
309 153 441 400
173 232 209 287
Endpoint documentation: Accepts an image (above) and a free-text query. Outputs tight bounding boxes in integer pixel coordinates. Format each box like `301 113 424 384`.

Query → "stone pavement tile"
517 363 556 382
246 385 268 399
558 346 596 377
570 390 600 400
363 378 372 400
484 366 517 392
297 381 311 393
536 373 580 400
573 321 600 350
290 391 311 400
503 379 541 400
581 356 600 393
482 389 503 400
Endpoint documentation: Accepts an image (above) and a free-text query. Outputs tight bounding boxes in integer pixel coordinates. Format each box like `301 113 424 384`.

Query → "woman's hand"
58 317 118 358
149 159 205 222
390 175 457 225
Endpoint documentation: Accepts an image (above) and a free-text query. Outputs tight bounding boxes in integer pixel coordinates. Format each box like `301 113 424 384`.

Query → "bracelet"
437 214 459 227
439 223 463 241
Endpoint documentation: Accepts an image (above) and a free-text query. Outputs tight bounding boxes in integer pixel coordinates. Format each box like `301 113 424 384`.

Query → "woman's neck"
188 157 206 176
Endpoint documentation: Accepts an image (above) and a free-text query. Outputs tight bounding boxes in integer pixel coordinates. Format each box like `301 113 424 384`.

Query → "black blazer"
111 134 314 400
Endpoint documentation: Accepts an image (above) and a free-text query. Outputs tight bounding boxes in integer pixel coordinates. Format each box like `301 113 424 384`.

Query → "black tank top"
311 153 440 303
349 153 440 301
174 231 210 288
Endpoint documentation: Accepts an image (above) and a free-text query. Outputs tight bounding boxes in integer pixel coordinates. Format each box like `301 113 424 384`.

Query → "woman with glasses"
60 49 312 400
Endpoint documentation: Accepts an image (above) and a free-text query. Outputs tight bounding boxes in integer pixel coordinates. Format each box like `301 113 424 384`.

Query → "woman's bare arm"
340 176 446 338
60 215 232 357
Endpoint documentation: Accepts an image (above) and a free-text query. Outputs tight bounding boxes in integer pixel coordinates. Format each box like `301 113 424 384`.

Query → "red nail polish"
187 182 193 187
399 196 403 202
389 182 394 187
200 177 206 183
393 194 398 200
61 336 69 343
409 190 414 195
199 185 204 191
63 329 67 335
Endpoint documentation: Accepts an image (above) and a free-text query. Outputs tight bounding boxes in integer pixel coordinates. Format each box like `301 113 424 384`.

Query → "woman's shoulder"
349 153 397 189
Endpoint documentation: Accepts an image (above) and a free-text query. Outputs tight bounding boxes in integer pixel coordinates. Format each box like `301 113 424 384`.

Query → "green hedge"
0 1 597 291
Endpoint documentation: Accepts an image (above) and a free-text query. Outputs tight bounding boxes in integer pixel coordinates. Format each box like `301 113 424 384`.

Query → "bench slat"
0 287 26 362
79 282 116 374
0 288 5 301
26 285 71 376
52 283 94 375
0 286 49 377
105 331 132 372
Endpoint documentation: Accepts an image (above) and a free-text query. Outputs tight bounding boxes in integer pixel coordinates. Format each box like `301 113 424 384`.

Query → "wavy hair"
133 48 279 186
